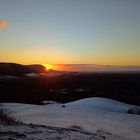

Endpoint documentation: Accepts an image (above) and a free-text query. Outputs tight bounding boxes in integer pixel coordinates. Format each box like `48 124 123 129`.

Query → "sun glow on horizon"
43 64 56 70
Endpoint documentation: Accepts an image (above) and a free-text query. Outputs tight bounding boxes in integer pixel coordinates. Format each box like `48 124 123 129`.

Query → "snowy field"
1 97 140 140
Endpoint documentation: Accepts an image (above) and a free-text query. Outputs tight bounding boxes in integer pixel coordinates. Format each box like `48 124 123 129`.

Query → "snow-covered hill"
2 97 140 140
66 97 137 113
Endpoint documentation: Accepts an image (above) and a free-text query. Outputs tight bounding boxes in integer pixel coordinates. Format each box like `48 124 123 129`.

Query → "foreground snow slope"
3 97 140 140
1 123 130 140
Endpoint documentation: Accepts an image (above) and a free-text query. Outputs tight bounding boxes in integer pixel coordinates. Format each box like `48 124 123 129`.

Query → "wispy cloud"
0 20 7 29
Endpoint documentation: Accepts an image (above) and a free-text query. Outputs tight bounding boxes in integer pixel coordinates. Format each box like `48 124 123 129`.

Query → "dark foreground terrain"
0 72 140 106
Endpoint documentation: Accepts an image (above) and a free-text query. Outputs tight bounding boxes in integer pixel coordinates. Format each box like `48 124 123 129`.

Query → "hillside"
2 97 140 140
0 62 46 75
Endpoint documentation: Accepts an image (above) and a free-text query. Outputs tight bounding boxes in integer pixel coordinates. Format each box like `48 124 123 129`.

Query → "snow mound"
66 97 139 113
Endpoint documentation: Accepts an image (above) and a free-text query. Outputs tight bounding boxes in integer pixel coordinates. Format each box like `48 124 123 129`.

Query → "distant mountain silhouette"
0 62 46 75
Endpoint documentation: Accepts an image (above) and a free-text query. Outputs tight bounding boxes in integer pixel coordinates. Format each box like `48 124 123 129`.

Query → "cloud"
0 20 7 29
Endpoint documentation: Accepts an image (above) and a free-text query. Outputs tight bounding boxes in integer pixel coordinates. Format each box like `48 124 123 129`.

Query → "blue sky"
0 0 140 65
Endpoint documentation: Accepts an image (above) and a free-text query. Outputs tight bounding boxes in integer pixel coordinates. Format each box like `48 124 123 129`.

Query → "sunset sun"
43 64 55 70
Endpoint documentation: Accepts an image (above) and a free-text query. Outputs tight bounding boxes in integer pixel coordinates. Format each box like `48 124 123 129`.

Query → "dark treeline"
0 73 140 106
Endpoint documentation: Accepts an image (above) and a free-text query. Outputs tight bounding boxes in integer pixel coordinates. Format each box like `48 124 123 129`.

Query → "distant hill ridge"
0 62 46 75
